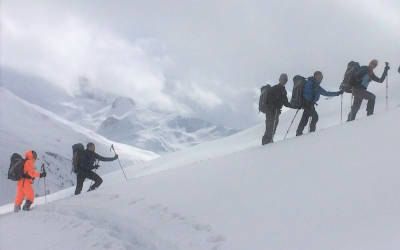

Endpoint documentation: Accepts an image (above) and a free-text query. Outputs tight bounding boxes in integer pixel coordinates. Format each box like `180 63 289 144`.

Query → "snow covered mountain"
73 85 238 153
2 101 400 249
0 68 239 153
96 103 238 153
0 87 158 206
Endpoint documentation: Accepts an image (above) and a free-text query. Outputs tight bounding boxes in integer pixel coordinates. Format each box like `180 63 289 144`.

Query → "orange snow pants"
15 179 35 206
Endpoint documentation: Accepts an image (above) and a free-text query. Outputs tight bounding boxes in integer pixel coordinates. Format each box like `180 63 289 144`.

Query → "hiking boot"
262 136 273 146
14 205 21 213
22 200 32 211
296 132 303 137
262 140 273 146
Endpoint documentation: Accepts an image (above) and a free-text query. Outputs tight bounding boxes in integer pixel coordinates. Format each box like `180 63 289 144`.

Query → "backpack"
290 75 306 109
8 153 25 181
72 143 85 173
258 84 271 113
340 61 361 93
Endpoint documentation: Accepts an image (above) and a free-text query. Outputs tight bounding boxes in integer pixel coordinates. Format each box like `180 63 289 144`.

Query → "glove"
114 154 119 160
339 90 344 95
384 62 390 72
40 172 47 178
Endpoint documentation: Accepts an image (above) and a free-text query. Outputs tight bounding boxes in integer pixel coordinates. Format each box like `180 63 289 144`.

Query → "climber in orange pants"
14 150 46 212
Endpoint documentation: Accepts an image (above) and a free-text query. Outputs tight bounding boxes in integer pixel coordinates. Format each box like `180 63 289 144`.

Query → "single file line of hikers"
5 59 397 213
259 59 391 145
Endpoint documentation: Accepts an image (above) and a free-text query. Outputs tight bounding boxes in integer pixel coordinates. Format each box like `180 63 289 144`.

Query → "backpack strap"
22 173 33 179
22 159 33 179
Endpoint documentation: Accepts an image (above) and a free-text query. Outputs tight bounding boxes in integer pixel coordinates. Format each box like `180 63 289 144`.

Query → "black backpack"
340 61 361 93
290 75 306 109
8 153 25 181
72 143 85 173
258 84 271 113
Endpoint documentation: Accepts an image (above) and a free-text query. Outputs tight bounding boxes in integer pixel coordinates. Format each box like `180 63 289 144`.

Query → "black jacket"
266 84 292 111
78 150 116 172
355 66 388 89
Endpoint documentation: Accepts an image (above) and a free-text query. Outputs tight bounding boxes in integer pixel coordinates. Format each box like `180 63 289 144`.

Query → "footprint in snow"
209 234 226 250
84 227 94 235
212 245 222 250
102 242 113 249
171 212 185 221
145 203 227 249
128 198 143 206
148 204 162 210
70 222 81 228
109 194 120 200
208 235 226 243
193 223 212 232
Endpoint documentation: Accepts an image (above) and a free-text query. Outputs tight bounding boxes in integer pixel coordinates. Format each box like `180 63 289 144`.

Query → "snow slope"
0 87 158 206
1 104 400 250
125 82 400 178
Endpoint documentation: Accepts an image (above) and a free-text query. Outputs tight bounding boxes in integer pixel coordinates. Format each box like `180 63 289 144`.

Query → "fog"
1 0 399 128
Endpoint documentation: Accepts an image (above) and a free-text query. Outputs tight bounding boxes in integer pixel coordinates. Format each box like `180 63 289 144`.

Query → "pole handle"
110 144 117 155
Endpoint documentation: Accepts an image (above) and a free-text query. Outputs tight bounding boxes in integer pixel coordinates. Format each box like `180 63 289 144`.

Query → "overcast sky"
1 0 399 128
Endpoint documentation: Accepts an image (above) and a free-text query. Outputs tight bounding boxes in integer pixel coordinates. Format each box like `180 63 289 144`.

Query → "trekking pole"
340 94 343 123
271 110 278 142
110 144 128 181
350 94 354 113
386 72 389 111
41 164 47 204
284 109 300 140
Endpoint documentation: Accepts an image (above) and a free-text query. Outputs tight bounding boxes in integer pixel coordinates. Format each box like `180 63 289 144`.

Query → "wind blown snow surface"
1 105 400 249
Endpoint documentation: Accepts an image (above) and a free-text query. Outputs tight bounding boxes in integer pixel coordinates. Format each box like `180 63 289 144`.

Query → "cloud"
1 9 179 111
168 81 223 109
335 0 400 32
1 0 399 128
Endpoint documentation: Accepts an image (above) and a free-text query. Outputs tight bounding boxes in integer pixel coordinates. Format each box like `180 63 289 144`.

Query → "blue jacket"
303 77 340 104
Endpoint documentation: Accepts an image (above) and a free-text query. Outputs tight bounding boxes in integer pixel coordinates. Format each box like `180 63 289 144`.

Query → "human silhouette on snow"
74 143 118 195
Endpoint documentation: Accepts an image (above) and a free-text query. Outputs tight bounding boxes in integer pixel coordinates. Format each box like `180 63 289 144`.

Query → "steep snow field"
1 104 400 250
0 87 158 205
1 66 398 249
